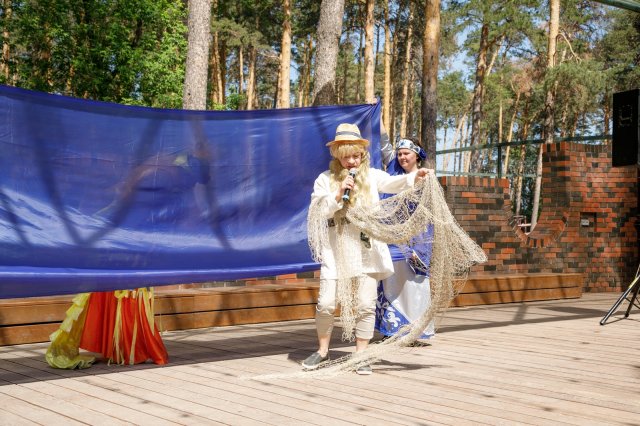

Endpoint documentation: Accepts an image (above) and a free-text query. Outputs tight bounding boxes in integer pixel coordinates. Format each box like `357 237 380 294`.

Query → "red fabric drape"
80 291 168 365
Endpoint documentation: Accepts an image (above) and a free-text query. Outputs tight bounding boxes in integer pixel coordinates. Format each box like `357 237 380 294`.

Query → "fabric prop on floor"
46 288 168 368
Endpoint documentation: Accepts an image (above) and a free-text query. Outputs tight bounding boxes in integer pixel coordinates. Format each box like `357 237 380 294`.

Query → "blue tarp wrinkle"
0 85 382 298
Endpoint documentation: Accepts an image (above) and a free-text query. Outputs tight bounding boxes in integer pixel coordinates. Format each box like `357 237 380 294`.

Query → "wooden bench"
451 273 583 307
0 273 582 346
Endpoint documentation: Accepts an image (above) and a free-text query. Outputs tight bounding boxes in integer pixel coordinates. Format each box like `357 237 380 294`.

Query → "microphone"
342 168 357 202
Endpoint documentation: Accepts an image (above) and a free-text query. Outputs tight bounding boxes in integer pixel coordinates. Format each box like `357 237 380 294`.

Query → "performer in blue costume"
375 137 435 341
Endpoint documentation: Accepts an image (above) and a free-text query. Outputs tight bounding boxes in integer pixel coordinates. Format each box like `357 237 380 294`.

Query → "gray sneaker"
356 364 373 375
301 352 329 370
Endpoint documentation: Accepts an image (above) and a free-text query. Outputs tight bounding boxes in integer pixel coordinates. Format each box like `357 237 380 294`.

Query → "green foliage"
593 9 640 92
5 0 187 108
210 97 246 111
2 0 639 123
438 71 471 127
225 89 247 110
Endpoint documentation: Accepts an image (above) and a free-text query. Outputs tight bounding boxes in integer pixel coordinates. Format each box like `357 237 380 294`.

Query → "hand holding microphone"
342 168 357 202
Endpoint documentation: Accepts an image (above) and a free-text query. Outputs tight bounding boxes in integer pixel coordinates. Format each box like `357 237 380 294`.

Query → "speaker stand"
600 264 640 325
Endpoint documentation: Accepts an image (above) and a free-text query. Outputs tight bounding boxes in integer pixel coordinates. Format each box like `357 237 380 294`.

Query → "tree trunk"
498 99 503 173
209 0 224 106
276 0 292 108
421 0 439 169
603 92 611 135
572 113 581 137
246 45 257 110
463 118 472 173
341 17 351 104
297 35 313 107
208 35 219 105
443 123 451 171
297 75 304 107
410 101 417 140
478 128 489 171
183 0 212 110
474 37 502 171
239 46 244 98
313 0 346 106
486 36 503 76
469 21 490 171
355 23 363 103
453 113 467 173
514 145 526 216
515 100 531 217
375 18 381 71
530 143 544 227
296 41 305 108
543 0 560 145
1 0 11 82
364 0 375 103
362 0 376 103
503 92 520 174
559 104 569 137
389 4 403 142
556 52 567 137
532 0 560 229
383 1 392 135
400 4 414 137
220 42 227 104
304 36 313 106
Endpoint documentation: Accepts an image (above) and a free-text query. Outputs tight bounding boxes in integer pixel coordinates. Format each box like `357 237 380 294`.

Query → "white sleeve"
371 168 416 194
310 171 344 219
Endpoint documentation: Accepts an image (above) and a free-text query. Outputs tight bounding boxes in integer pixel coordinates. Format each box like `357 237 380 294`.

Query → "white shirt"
310 168 417 280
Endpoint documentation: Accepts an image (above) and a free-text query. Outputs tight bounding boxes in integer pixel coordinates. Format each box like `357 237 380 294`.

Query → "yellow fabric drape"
45 293 95 369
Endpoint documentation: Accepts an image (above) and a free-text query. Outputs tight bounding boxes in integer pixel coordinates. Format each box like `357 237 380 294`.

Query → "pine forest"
1 0 639 222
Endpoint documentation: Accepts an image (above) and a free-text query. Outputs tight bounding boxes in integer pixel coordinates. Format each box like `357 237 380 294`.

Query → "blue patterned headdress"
396 138 427 160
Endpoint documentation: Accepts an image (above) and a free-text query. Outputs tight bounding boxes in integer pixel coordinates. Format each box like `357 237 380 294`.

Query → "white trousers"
315 275 378 340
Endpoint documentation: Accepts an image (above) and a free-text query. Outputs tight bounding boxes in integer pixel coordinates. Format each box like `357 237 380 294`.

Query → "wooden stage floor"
0 293 639 425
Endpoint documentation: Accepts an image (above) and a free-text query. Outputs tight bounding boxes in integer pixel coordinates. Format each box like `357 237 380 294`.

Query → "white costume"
375 136 435 340
310 168 417 340
376 255 435 339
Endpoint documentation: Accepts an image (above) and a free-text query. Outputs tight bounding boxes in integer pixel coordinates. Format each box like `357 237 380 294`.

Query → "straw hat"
325 123 370 148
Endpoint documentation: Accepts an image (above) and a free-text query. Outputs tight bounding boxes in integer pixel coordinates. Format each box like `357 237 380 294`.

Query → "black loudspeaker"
612 88 640 167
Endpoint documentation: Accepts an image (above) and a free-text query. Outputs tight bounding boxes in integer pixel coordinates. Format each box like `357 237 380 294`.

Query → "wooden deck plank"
167 338 596 426
197 364 488 425
0 293 639 425
145 306 632 424
160 343 482 426
378 344 638 423
140 364 410 426
0 357 186 425
0 354 265 426
0 381 131 426
78 365 350 426
0 387 86 425
0 403 39 426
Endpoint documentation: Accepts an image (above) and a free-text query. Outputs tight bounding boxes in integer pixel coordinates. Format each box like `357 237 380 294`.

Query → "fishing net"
301 172 487 377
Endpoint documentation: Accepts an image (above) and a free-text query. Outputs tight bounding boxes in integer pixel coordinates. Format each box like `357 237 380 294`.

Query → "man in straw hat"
303 123 433 375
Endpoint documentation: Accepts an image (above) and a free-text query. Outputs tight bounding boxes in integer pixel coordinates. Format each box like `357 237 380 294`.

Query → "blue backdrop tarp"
0 85 382 298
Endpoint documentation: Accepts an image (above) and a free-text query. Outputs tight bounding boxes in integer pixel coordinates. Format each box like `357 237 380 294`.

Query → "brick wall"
201 141 637 292
443 142 637 292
